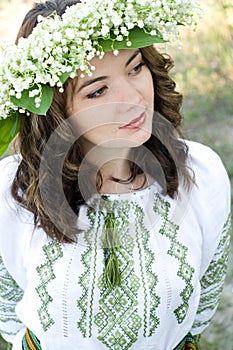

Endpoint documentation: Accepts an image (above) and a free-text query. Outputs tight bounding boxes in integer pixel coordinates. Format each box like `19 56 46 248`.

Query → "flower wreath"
0 0 202 156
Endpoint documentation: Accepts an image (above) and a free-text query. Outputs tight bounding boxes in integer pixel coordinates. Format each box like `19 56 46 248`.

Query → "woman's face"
68 49 154 154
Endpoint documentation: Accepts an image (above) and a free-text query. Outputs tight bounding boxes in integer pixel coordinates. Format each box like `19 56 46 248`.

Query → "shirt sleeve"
0 255 25 344
0 155 28 343
191 214 231 334
186 141 232 335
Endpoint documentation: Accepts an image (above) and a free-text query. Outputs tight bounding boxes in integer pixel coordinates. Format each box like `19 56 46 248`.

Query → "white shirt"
0 141 231 350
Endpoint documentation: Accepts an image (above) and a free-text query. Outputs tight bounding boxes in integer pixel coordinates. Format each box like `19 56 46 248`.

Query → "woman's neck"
80 145 154 194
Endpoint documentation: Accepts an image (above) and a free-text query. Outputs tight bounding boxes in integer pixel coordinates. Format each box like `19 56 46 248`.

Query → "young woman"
0 1 231 349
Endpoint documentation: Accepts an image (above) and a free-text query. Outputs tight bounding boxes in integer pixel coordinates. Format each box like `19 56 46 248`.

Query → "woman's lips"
119 112 146 130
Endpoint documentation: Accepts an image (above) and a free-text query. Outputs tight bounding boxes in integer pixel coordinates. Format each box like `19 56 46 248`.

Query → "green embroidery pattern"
153 194 194 324
0 257 23 304
133 202 160 336
77 247 93 337
94 199 143 350
94 236 142 349
192 214 231 329
77 207 98 337
77 197 160 349
36 242 63 331
0 256 23 334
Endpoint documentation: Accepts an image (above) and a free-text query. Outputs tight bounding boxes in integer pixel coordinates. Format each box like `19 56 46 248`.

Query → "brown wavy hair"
12 0 193 243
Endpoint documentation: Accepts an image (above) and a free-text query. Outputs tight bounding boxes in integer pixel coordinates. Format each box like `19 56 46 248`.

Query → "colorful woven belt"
22 328 42 350
22 328 197 350
174 333 197 350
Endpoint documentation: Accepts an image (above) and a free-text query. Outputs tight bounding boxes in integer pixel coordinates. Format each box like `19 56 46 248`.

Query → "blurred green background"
0 0 232 349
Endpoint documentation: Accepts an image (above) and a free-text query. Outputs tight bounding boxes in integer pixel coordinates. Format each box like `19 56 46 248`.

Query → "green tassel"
104 249 121 288
102 212 117 248
101 209 121 289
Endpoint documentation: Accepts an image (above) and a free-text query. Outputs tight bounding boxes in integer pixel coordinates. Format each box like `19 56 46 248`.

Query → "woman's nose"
114 79 143 112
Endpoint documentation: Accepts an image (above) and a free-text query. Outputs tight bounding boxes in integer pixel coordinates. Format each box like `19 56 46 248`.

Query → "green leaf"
10 84 54 115
60 66 76 84
98 26 165 52
0 114 21 156
60 71 72 84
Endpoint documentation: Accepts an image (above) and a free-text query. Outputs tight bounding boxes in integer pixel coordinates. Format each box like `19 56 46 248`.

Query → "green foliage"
168 0 233 211
11 85 54 116
0 114 21 157
99 26 165 51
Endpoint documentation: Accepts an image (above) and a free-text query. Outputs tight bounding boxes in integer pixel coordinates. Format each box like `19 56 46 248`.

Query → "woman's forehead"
78 49 141 77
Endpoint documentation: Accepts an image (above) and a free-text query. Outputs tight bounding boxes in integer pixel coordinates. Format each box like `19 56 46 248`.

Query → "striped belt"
174 333 197 350
22 328 42 350
22 329 197 350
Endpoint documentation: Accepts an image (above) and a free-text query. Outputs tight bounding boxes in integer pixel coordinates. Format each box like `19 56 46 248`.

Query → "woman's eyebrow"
77 50 141 93
125 49 141 67
77 75 108 93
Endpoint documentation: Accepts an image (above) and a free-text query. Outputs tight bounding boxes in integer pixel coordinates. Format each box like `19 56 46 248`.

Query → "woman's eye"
87 86 107 99
130 62 145 75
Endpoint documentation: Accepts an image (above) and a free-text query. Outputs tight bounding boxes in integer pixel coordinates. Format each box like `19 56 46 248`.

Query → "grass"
168 3 233 348
0 0 232 349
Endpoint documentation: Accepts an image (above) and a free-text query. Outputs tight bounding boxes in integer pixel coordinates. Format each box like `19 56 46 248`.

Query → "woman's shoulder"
0 154 35 228
0 155 20 202
0 154 21 187
184 140 230 230
0 153 21 167
0 155 41 288
184 140 231 276
185 140 230 192
183 140 230 230
185 139 224 167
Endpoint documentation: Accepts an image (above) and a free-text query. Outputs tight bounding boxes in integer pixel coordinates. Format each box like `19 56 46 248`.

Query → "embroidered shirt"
0 141 231 350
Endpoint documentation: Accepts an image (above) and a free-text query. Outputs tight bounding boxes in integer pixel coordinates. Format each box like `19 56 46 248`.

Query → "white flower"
9 90 16 96
69 72 76 79
35 97 41 104
120 26 129 36
65 28 75 39
150 30 157 36
54 32 63 42
47 56 54 64
127 4 133 10
116 35 123 41
37 15 44 23
29 89 40 98
137 20 144 28
126 22 134 30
